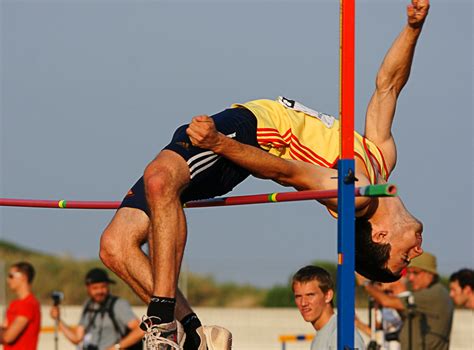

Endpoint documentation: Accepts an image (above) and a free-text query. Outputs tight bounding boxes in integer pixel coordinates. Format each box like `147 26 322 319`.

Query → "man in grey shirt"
50 268 144 350
292 266 365 349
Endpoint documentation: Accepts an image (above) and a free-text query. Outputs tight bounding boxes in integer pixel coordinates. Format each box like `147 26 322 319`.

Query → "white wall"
35 306 473 350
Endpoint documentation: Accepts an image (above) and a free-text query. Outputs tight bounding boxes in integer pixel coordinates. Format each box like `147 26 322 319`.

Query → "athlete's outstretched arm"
187 115 334 188
364 0 429 173
186 115 373 212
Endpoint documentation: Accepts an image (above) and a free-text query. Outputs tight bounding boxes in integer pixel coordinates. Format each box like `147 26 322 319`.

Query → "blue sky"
1 0 472 287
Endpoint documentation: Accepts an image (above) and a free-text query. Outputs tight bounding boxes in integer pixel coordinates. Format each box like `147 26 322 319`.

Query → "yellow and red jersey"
232 98 390 184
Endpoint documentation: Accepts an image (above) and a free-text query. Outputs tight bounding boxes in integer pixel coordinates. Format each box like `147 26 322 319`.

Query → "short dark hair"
450 268 474 290
11 261 35 284
355 217 400 283
292 265 334 295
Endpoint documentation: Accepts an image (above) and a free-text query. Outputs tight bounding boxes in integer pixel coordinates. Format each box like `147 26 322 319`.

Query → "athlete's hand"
186 115 223 151
407 0 429 29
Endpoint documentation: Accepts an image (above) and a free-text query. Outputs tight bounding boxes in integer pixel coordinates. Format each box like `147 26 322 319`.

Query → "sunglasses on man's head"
8 272 22 279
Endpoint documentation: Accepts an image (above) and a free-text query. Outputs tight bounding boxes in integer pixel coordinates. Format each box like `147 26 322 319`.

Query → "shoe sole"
203 325 232 350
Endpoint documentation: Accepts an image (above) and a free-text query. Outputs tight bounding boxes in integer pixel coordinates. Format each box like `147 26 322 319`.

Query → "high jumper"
99 0 429 348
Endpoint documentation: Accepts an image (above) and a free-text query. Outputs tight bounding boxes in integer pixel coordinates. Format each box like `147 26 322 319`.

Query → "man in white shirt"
292 265 365 349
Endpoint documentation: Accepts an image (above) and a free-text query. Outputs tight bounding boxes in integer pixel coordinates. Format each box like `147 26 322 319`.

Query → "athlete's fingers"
418 0 429 14
407 0 429 26
186 125 203 143
189 117 217 136
192 115 212 123
187 122 206 139
189 116 214 132
187 120 218 147
188 135 198 146
187 126 203 146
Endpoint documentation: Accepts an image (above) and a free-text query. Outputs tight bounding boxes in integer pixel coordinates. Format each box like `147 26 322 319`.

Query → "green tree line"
0 240 266 307
1 240 449 308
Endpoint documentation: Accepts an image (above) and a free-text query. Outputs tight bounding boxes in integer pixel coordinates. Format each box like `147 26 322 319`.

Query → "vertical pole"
338 0 355 349
0 260 5 324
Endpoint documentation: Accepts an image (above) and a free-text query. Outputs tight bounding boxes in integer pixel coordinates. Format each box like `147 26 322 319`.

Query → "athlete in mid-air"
100 0 429 348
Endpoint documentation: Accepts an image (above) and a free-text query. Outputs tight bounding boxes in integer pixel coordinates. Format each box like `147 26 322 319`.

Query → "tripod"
366 297 381 350
54 316 59 350
51 291 64 350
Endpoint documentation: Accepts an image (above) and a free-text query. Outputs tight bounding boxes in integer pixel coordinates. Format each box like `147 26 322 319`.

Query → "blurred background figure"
50 267 143 350
449 268 474 309
0 261 41 350
359 252 454 350
402 252 454 350
292 265 365 350
356 277 407 350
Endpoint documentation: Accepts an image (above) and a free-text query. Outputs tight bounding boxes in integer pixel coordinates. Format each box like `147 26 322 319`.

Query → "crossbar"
0 184 396 210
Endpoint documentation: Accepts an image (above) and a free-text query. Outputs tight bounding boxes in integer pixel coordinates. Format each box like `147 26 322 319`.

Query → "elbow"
393 301 405 311
70 337 82 345
254 168 285 182
68 332 83 345
384 299 404 311
3 334 18 344
273 168 298 187
274 170 290 183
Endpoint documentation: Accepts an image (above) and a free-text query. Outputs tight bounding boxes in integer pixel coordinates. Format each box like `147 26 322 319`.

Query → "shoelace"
141 315 182 350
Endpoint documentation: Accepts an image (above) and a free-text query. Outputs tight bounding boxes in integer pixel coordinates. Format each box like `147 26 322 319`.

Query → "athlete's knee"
144 161 188 200
144 168 169 197
99 227 124 270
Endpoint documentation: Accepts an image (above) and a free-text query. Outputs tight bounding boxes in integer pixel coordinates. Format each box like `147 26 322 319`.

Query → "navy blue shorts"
119 107 259 216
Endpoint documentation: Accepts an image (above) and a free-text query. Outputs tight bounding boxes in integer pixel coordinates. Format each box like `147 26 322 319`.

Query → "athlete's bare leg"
101 207 221 349
142 150 190 321
100 208 151 301
100 207 192 314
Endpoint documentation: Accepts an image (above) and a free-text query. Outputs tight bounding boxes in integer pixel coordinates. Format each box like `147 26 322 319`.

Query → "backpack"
82 296 143 350
107 296 143 350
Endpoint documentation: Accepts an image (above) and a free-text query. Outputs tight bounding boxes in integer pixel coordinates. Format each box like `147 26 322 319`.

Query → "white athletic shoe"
141 316 183 350
199 325 232 350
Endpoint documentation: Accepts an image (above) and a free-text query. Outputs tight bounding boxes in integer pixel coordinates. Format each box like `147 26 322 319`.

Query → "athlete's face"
384 205 424 276
387 226 423 275
86 282 110 303
370 197 424 277
293 280 332 325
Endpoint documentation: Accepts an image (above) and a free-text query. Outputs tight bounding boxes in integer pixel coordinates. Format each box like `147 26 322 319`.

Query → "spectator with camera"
355 277 408 350
50 267 144 350
358 252 454 350
0 261 41 350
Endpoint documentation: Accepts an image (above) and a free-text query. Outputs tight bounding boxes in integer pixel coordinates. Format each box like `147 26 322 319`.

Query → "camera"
51 291 64 306
84 346 99 350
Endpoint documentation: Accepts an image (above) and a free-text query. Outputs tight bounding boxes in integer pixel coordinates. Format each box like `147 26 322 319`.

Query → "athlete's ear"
372 228 390 244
